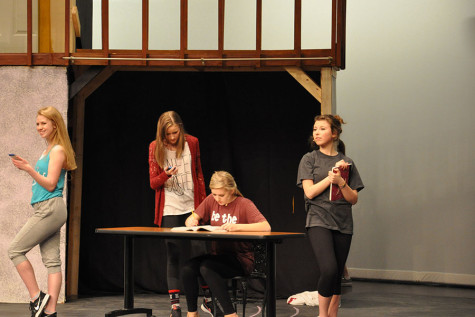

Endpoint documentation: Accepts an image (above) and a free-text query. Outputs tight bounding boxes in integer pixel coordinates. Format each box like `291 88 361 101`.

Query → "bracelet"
339 182 346 189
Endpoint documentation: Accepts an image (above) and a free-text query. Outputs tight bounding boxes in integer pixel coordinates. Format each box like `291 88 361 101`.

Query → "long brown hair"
310 114 346 155
209 171 243 197
154 111 186 169
37 106 77 171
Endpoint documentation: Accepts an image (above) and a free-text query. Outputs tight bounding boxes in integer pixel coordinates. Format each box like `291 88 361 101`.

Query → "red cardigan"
148 134 206 226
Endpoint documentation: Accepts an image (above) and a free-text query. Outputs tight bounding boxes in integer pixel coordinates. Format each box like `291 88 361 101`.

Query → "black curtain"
77 71 321 298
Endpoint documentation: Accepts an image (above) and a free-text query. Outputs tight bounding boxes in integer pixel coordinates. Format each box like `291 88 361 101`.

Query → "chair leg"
231 279 238 312
241 280 247 317
262 283 267 317
213 296 217 317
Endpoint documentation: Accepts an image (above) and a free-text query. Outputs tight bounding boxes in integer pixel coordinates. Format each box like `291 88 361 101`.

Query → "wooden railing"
0 0 346 70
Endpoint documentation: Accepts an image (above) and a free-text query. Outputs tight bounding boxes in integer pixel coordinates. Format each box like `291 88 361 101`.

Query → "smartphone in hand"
9 154 20 160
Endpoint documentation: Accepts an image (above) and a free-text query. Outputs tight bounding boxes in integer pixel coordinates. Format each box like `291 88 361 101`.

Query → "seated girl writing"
181 171 271 317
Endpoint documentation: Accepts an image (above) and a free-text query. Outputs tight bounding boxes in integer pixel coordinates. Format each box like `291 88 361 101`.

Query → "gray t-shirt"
297 150 364 234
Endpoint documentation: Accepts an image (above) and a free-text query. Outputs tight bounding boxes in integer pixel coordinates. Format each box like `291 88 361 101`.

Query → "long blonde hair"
209 171 243 197
37 106 77 171
154 111 186 169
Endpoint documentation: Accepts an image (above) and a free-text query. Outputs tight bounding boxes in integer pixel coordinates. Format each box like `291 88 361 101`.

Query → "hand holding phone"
166 165 178 176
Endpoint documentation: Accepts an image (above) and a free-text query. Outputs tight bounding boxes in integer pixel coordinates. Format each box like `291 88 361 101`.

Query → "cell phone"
166 166 173 171
9 154 20 160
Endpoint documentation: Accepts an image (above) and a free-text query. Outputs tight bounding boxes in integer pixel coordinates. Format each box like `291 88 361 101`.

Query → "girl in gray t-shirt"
297 114 364 317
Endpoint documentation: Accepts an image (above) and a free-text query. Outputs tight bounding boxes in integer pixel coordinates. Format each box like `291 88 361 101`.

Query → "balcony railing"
0 0 346 69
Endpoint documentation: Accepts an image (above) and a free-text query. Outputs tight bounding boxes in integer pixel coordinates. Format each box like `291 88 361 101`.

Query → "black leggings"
307 226 352 297
162 214 208 290
181 254 244 315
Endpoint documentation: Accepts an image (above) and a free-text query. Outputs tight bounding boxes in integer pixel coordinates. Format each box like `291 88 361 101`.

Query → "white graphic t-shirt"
163 142 194 216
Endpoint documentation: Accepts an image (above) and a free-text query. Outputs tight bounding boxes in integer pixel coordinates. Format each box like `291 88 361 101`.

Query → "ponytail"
337 140 346 155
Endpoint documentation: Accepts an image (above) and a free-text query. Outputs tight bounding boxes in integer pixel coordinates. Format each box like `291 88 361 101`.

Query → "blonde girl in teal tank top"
8 106 76 317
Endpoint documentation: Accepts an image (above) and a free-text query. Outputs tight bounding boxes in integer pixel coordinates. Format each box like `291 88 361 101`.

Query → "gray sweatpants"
8 196 67 274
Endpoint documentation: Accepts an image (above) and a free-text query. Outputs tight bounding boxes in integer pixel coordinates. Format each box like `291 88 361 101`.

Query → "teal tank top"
31 148 66 205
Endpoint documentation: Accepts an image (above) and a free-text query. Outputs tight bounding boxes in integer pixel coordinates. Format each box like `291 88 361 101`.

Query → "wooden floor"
1 281 474 317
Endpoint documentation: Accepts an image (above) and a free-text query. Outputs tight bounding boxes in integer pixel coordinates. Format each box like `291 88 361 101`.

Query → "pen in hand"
187 209 198 227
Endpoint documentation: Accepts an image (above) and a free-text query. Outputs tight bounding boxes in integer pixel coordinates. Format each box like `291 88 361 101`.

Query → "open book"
171 225 227 232
329 164 351 201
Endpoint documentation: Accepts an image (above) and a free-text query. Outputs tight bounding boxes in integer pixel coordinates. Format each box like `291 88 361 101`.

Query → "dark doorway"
78 71 321 297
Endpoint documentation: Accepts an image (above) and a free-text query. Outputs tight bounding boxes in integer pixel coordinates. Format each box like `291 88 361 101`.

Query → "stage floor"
1 280 474 317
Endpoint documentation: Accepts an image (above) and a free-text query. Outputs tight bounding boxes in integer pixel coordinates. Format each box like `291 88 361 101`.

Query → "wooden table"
95 227 305 317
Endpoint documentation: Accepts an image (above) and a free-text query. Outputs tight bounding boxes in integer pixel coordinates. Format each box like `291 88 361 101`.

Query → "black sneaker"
201 298 224 316
29 291 50 317
170 305 181 317
41 313 57 317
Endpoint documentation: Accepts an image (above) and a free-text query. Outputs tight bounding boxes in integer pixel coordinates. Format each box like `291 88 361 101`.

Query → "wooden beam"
72 5 81 37
256 0 262 68
65 0 70 53
331 0 337 63
67 92 85 299
142 0 149 65
218 0 225 66
294 0 301 67
102 0 109 54
285 66 338 114
69 66 106 99
337 0 347 69
81 66 116 99
321 67 337 114
27 0 33 64
285 66 322 103
66 66 115 298
180 0 188 63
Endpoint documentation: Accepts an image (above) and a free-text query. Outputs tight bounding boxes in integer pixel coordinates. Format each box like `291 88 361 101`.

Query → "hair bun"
333 115 346 125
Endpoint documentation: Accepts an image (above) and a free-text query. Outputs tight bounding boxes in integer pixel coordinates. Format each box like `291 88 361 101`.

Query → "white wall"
337 0 475 285
0 66 68 302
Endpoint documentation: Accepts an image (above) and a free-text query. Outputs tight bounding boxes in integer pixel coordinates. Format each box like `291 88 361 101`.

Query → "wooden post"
142 0 149 66
102 0 109 54
27 0 33 64
67 92 85 298
321 67 337 114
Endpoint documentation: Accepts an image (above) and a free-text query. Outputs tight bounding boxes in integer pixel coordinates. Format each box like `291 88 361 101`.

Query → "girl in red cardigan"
148 111 210 317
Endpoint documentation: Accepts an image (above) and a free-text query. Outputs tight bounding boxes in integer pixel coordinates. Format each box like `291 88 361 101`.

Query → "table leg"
265 241 276 317
104 236 153 317
124 235 134 309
